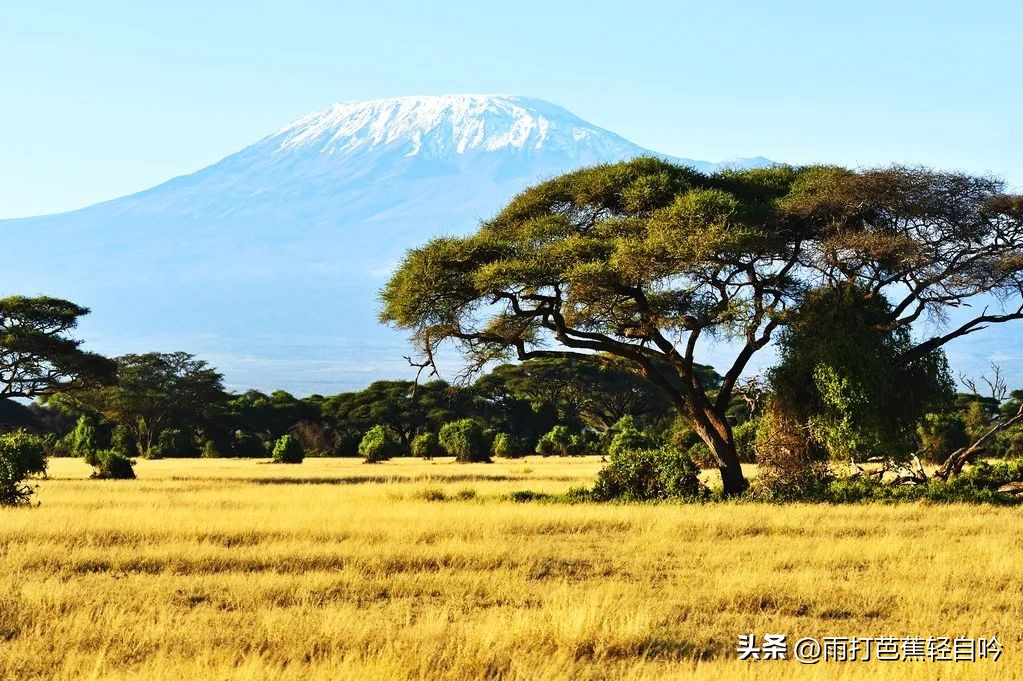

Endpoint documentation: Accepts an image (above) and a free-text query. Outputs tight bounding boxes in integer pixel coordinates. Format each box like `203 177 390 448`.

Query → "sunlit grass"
0 457 1018 679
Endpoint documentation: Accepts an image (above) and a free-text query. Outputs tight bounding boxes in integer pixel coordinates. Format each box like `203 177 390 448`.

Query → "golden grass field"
0 455 1020 680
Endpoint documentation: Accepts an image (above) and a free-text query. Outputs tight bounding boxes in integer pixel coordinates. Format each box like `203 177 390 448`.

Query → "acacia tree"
51 352 226 457
0 296 114 399
382 158 1023 495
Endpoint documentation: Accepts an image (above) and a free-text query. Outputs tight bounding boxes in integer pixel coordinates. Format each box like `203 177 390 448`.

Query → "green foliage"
49 352 226 459
410 431 443 459
151 427 197 459
359 425 399 463
0 296 115 399
200 440 219 459
668 416 701 452
607 420 653 458
592 446 704 502
733 419 759 463
439 418 490 463
0 432 47 506
491 432 529 458
90 449 136 480
536 425 574 457
66 415 99 465
271 434 304 464
917 412 969 463
231 431 265 458
962 399 993 442
686 442 716 468
769 284 953 462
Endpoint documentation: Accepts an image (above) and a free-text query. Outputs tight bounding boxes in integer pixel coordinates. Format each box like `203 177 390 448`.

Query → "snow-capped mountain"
0 95 772 393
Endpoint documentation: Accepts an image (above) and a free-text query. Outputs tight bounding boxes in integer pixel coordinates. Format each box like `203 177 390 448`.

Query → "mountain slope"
1 95 772 393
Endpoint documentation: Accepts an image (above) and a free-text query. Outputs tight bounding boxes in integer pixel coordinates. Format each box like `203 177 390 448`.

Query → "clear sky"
2 0 1021 218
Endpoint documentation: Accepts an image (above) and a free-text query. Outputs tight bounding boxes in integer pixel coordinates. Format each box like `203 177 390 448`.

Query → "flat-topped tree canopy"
0 296 115 401
381 157 1023 495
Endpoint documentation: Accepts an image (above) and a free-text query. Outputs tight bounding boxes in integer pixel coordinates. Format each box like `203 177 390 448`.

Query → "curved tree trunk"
687 409 748 496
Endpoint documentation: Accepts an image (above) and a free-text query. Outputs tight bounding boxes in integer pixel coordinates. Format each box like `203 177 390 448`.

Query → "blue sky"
2 0 1021 218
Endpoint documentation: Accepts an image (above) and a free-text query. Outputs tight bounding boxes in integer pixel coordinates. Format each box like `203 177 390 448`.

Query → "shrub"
491 432 527 458
200 440 220 459
607 424 653 458
151 428 196 459
592 446 703 502
536 425 574 457
91 449 136 480
410 431 443 459
0 432 47 506
359 425 398 463
66 416 98 464
271 434 304 464
232 431 265 458
733 419 759 463
439 419 490 463
917 412 969 463
669 416 701 451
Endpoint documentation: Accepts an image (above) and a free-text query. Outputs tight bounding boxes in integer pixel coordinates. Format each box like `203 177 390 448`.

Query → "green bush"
271 434 304 464
917 412 969 463
733 419 759 463
592 446 704 502
91 449 136 480
410 431 443 459
232 431 265 458
607 424 653 458
200 440 220 459
151 428 198 459
0 432 47 506
491 432 529 458
439 419 490 463
536 425 574 457
66 416 98 464
359 425 398 463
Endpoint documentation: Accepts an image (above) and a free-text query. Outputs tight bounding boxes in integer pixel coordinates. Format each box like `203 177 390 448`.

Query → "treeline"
7 348 1023 474
4 352 728 463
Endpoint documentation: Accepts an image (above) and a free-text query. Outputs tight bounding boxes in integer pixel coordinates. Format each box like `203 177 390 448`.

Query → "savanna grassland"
0 457 1020 680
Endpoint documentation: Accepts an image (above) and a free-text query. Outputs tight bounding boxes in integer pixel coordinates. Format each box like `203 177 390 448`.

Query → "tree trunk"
934 402 1023 480
708 433 748 496
664 385 750 496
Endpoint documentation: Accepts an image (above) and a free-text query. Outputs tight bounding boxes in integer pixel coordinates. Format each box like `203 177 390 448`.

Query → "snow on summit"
268 94 640 159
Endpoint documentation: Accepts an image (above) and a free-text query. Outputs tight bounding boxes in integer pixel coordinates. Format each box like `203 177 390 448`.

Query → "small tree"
410 431 442 459
0 431 47 505
492 432 529 458
439 419 490 463
91 449 136 479
359 425 398 463
200 440 220 459
607 418 653 458
66 415 99 465
536 425 574 457
592 446 703 502
917 412 969 464
271 434 304 464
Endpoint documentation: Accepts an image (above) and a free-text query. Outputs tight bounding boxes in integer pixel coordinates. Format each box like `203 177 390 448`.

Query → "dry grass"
0 456 1019 680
